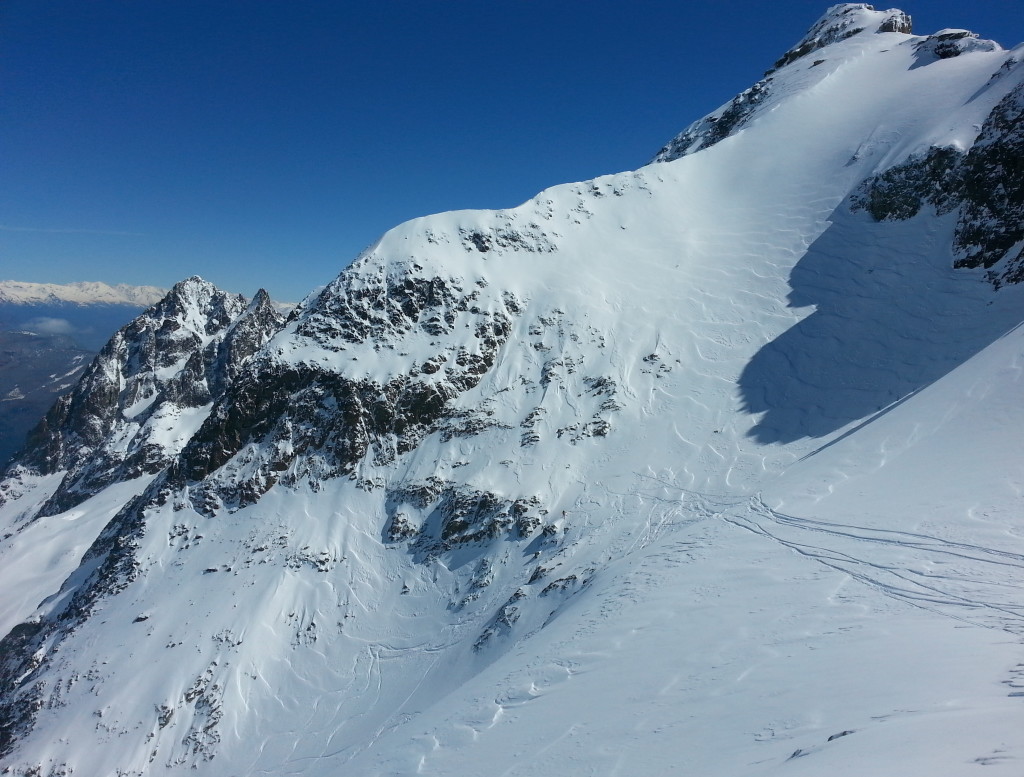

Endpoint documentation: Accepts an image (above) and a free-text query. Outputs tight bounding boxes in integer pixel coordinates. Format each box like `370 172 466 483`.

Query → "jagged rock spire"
6 278 285 519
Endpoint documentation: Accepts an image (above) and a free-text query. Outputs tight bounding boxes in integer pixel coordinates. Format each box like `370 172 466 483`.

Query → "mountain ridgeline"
2 6 1024 776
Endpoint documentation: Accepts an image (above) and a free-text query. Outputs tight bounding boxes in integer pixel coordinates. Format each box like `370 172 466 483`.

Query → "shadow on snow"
738 203 1024 443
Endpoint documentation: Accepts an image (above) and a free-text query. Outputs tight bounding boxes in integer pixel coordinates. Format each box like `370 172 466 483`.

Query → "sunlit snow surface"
3 9 1024 776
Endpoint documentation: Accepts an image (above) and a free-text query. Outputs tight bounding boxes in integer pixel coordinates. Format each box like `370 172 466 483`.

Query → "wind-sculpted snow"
3 6 1024 776
738 201 1024 442
741 41 1024 442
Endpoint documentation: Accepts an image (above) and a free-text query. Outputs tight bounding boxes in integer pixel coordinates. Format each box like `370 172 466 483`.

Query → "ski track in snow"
370 476 1024 777
728 499 1024 632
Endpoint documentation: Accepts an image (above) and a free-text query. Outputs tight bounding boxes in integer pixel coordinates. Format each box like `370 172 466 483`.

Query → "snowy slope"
1 5 1024 776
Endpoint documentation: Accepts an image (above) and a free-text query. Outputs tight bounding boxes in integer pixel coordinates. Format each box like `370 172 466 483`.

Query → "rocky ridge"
1 277 284 521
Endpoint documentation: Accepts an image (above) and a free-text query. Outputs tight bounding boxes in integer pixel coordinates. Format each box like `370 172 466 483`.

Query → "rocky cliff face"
3 277 284 519
851 73 1024 286
0 278 288 760
171 267 523 513
0 285 170 466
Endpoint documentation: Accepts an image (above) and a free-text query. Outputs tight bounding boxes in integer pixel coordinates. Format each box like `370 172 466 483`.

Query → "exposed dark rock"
541 574 579 596
851 80 1024 287
7 278 284 519
458 226 556 255
849 146 964 220
770 5 911 73
473 588 526 650
953 82 1024 284
298 272 472 346
652 78 773 162
388 476 448 510
0 281 290 756
0 483 154 758
828 729 856 741
877 12 912 34
0 621 44 756
384 480 544 555
386 512 419 542
911 29 998 68
437 403 513 442
177 366 457 512
165 264 522 512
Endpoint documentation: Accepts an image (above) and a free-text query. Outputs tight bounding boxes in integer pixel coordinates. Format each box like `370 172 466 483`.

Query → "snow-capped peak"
771 4 913 72
5 278 284 520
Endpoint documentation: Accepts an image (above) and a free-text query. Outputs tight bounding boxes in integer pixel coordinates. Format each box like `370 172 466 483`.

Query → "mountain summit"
2 7 1024 776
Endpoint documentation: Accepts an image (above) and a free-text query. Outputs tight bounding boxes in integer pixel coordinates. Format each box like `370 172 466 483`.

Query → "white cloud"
21 316 78 335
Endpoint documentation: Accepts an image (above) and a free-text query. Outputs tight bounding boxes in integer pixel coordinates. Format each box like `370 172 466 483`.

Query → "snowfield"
1 5 1024 776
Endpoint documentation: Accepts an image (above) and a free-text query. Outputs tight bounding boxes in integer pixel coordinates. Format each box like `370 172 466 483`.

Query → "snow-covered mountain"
0 281 168 308
2 5 1024 776
0 281 296 468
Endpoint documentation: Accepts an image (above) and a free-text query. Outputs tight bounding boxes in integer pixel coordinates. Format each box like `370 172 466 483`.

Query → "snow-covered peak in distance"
2 6 1024 777
0 280 168 307
650 3 1008 163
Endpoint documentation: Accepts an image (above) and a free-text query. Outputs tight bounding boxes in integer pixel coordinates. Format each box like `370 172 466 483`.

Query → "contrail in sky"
0 224 145 236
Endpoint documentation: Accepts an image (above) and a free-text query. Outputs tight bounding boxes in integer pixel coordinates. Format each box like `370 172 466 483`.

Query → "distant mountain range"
0 280 168 351
0 280 168 307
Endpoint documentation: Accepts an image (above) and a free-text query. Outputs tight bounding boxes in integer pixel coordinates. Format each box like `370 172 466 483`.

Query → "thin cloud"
0 224 146 237
20 317 78 335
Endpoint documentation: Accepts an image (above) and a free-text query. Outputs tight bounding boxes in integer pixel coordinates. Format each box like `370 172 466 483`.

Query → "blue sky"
2 1 1022 303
